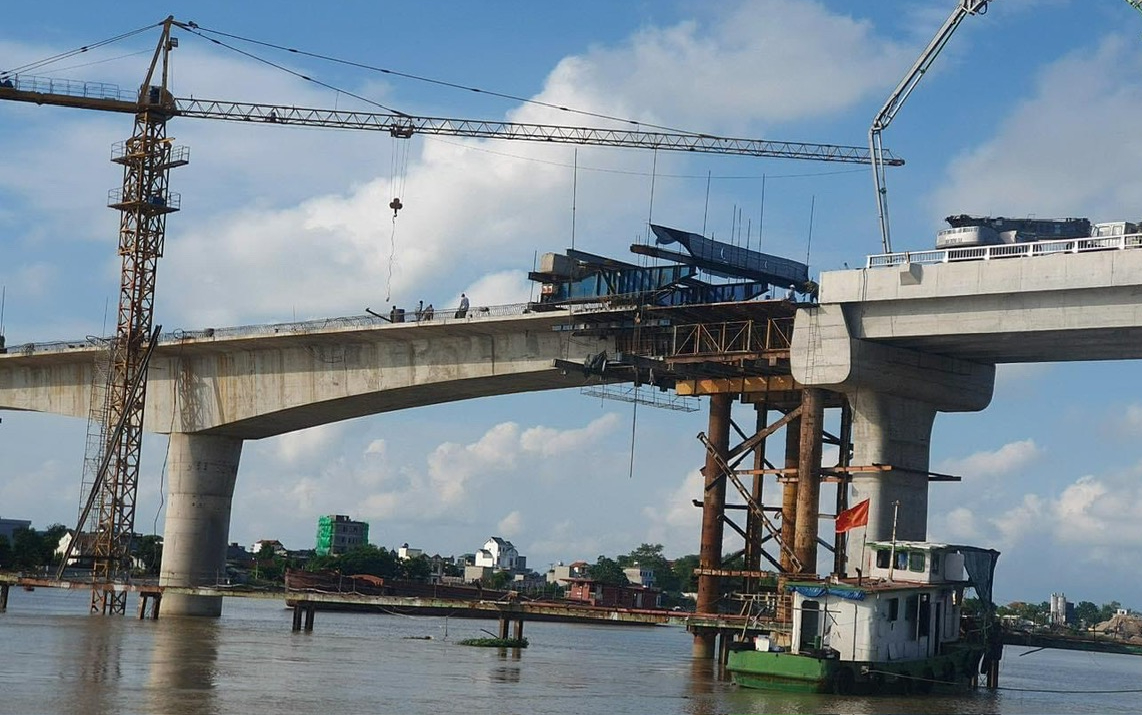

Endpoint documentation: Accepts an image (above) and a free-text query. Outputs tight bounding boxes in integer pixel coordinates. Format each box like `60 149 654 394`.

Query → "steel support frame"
690 386 854 647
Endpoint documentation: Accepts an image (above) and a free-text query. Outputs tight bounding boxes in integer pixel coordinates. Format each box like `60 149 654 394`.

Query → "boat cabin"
786 542 970 663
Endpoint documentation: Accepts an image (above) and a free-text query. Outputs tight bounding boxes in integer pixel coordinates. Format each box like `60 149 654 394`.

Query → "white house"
398 543 423 560
624 566 654 588
474 536 519 571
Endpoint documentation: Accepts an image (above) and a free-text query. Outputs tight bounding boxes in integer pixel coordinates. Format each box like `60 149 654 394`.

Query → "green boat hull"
726 644 985 695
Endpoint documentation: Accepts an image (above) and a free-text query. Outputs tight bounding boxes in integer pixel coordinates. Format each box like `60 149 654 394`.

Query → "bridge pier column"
792 304 996 574
846 391 937 557
159 433 243 617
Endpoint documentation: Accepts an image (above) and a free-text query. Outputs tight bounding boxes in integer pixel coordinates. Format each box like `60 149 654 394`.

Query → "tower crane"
0 17 903 615
870 0 990 254
1127 0 1142 17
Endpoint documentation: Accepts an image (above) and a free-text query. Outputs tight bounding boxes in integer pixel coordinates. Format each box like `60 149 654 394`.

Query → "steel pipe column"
743 400 768 592
159 432 243 616
779 408 801 573
693 393 732 658
793 388 824 574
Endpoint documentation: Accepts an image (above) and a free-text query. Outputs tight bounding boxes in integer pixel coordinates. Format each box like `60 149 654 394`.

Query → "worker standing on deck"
456 293 469 318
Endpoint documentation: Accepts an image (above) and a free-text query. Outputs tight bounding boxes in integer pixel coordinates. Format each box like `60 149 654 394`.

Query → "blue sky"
2 0 1142 607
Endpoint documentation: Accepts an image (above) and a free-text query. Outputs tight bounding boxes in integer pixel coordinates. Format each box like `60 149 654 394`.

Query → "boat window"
887 597 899 622
930 552 942 576
895 550 909 571
876 549 891 569
909 552 926 572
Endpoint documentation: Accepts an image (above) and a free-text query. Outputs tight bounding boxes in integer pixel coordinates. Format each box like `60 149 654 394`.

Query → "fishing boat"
726 541 1001 694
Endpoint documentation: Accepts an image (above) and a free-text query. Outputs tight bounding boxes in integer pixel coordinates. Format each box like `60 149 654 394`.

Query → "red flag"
835 499 870 533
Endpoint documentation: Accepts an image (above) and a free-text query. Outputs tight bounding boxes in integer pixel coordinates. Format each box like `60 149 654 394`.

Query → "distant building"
624 565 654 588
565 578 661 609
424 553 457 583
0 517 31 543
474 536 520 571
226 542 254 566
251 539 288 557
398 543 423 560
465 565 493 583
315 515 369 556
54 530 96 567
547 560 589 584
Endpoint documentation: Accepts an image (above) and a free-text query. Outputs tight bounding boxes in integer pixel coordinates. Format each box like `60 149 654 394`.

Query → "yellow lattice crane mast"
0 17 903 615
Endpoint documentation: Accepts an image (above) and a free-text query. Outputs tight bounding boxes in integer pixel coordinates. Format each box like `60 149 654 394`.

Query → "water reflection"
682 658 723 715
147 616 220 715
72 617 124 715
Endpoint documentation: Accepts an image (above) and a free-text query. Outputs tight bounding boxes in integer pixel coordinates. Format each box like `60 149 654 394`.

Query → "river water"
1 589 1139 715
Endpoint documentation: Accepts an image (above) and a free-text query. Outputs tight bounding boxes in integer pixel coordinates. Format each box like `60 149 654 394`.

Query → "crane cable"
385 135 411 302
178 23 711 137
1 22 160 76
174 23 407 116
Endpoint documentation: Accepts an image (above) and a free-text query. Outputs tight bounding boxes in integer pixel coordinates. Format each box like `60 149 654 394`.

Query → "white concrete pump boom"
870 0 990 254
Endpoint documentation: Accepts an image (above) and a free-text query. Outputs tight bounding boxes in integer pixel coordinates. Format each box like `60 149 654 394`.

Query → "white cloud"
991 492 1045 548
995 363 1051 386
931 36 1142 221
265 423 346 465
1125 404 1142 434
497 510 524 538
643 469 705 555
937 439 1041 478
931 506 979 543
364 439 386 456
1054 474 1142 547
980 465 1142 554
527 0 910 132
519 413 620 458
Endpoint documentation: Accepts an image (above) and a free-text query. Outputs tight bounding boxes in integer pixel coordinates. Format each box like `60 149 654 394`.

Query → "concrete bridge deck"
0 304 613 438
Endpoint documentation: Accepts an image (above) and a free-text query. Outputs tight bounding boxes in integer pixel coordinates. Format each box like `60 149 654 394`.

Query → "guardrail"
867 233 1142 268
1 298 638 356
0 73 132 103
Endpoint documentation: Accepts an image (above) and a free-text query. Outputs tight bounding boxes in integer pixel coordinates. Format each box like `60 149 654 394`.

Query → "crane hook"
389 197 403 217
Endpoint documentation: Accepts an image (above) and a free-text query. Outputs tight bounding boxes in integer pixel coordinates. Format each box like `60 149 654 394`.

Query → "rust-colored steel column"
794 388 825 575
744 399 768 592
694 392 732 658
779 406 801 573
833 398 853 576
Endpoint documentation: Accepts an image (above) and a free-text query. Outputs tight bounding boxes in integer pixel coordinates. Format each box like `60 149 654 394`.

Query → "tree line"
0 524 163 574
996 599 1129 628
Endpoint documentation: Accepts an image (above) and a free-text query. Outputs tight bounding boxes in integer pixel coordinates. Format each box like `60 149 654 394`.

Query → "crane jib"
173 99 902 165
0 76 905 166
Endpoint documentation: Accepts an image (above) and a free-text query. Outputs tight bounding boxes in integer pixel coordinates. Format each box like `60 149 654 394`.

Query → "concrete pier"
792 302 995 568
159 433 243 616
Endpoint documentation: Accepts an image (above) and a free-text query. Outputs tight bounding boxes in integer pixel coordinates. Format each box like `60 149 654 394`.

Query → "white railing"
867 233 1142 268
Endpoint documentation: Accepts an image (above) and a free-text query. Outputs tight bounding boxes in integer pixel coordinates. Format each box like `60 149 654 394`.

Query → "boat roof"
785 577 959 598
865 540 995 553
